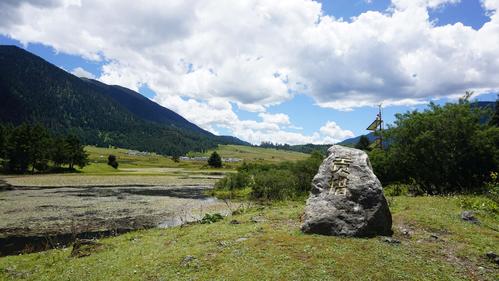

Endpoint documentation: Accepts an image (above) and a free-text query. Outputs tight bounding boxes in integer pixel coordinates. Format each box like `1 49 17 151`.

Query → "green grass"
81 145 310 174
195 145 310 164
1 196 497 280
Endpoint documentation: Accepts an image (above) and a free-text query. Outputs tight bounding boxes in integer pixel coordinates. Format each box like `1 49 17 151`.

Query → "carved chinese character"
330 158 352 195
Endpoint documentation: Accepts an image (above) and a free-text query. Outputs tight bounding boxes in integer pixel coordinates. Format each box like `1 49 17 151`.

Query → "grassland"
1 196 497 281
1 145 308 187
194 144 310 164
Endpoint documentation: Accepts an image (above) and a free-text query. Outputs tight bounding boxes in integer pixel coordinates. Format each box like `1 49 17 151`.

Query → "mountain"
338 132 377 146
0 45 248 155
82 79 208 134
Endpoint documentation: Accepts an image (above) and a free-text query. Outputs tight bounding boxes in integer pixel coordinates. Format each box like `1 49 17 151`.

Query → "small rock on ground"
461 210 479 224
381 237 401 244
180 255 200 268
486 252 499 265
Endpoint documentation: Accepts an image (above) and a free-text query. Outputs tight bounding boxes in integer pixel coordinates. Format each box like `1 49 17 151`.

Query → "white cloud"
1 0 499 143
319 121 355 141
482 0 499 11
391 0 460 10
258 113 290 125
155 94 352 145
71 66 95 79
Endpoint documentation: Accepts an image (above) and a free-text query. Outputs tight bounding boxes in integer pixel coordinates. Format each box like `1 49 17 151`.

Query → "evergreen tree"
107 154 119 169
208 151 222 168
5 124 32 173
65 135 88 169
492 95 499 127
51 136 69 167
355 135 371 151
29 124 52 172
0 124 7 160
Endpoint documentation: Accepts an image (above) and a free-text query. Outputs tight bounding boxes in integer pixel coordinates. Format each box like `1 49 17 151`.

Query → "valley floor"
0 196 497 281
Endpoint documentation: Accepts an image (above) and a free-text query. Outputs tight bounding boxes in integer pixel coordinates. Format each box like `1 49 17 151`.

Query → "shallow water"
0 184 229 255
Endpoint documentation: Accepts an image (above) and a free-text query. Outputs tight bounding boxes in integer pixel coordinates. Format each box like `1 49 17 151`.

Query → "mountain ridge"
0 45 248 155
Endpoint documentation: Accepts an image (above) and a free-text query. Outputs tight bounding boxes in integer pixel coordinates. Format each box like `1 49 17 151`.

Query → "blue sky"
0 0 497 144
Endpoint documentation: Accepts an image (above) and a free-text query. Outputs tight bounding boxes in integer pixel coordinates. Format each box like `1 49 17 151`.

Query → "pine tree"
5 124 32 173
51 136 69 167
29 124 52 172
0 124 6 160
208 151 222 168
65 135 88 169
355 135 371 151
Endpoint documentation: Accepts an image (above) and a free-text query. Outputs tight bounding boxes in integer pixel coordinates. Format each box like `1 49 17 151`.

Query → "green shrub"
485 171 499 203
213 152 323 201
383 184 409 196
107 154 119 169
200 213 224 224
459 196 498 215
214 172 252 190
251 170 297 201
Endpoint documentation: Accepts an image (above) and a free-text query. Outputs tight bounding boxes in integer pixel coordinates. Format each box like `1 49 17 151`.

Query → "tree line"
367 95 499 194
0 123 88 173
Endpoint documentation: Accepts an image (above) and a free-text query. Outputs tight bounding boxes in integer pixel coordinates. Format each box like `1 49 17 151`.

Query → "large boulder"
301 145 392 237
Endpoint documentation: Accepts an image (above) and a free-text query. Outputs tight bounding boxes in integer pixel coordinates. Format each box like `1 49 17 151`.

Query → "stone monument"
301 145 392 237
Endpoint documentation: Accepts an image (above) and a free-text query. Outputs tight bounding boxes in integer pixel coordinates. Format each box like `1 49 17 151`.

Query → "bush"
214 172 252 191
251 170 297 201
383 184 409 197
107 154 119 169
459 196 498 215
485 171 499 204
200 213 224 224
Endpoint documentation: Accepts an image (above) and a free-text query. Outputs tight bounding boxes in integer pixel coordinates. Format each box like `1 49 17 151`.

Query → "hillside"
0 45 247 155
338 132 377 146
201 144 310 163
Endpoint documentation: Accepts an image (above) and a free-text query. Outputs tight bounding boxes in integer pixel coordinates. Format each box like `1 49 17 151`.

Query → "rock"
381 237 401 244
180 255 199 268
461 210 479 224
400 228 412 238
250 216 266 223
301 145 392 237
235 237 248 242
229 219 241 225
486 252 499 265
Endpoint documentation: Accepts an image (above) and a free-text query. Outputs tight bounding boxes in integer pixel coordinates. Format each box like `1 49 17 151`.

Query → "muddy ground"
0 179 230 256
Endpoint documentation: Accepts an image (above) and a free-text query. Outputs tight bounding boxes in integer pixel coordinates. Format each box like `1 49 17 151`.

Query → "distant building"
179 156 242 162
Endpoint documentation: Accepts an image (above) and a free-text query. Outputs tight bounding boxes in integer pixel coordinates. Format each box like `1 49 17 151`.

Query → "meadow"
0 196 497 280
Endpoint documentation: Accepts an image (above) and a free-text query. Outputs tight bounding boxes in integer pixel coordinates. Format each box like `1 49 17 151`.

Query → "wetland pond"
0 181 229 256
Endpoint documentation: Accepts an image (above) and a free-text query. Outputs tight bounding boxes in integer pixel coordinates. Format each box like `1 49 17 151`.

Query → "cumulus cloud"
155 94 352 144
258 113 291 125
71 66 95 79
1 0 498 142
